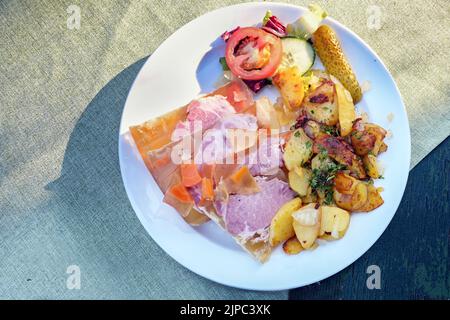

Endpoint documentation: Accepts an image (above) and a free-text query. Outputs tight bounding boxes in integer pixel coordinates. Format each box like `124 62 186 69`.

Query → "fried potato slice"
319 206 350 240
273 66 305 110
314 134 366 179
333 176 368 212
335 82 356 136
283 128 314 170
283 237 304 255
302 80 339 126
351 120 387 156
288 167 312 197
365 124 387 156
378 142 388 154
292 203 321 249
269 197 303 247
363 154 381 178
358 184 384 212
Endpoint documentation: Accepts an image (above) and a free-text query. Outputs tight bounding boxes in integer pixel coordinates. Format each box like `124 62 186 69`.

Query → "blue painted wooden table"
290 137 450 299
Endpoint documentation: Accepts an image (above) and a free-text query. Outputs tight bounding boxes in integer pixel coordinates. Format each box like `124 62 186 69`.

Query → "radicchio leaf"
262 15 287 37
220 26 240 42
243 79 271 93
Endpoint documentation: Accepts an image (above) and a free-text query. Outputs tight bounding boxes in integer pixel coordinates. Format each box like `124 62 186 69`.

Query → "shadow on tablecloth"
44 57 286 299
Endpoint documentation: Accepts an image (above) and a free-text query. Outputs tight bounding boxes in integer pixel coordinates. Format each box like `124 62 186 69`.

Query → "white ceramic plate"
119 2 410 291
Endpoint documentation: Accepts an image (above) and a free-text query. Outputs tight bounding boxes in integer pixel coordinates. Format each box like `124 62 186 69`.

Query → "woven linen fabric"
0 0 449 299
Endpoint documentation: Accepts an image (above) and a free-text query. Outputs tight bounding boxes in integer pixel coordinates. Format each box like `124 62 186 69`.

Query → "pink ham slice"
247 134 283 176
171 95 236 141
187 96 235 126
200 113 283 177
215 177 295 236
130 80 255 227
200 113 258 164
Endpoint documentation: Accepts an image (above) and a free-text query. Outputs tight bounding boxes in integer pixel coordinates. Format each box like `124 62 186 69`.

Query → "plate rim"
118 1 411 291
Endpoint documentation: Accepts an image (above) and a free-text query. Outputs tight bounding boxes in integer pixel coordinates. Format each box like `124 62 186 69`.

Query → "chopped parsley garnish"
318 145 328 157
305 140 312 149
310 162 347 205
321 125 339 136
324 190 334 205
294 131 301 138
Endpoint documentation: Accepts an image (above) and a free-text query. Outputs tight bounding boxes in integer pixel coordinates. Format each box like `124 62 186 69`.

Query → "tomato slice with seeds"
225 27 282 81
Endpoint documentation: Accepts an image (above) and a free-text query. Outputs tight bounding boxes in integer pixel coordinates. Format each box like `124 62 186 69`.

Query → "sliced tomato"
225 27 282 81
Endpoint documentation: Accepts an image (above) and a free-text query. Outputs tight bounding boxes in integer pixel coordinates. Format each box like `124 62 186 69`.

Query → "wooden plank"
290 137 450 299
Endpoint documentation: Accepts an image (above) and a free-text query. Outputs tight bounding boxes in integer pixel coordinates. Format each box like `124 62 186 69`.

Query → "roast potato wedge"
273 66 305 110
302 118 322 139
313 25 362 103
288 167 312 197
283 128 314 170
334 172 359 195
351 130 376 156
319 206 350 239
303 79 339 126
283 237 304 255
269 197 302 247
358 184 384 212
333 180 368 211
365 124 387 156
335 82 356 136
292 203 321 249
313 134 366 179
378 142 388 154
351 120 387 156
363 154 381 178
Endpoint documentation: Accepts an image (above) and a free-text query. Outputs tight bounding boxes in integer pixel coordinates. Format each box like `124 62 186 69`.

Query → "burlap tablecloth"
1 0 449 299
